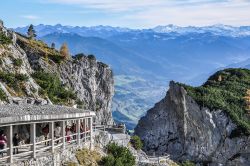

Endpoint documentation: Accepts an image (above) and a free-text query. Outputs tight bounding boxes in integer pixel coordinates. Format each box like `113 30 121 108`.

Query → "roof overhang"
0 104 96 126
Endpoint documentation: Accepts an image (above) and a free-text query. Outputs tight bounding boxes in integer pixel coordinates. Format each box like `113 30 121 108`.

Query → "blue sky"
1 0 250 28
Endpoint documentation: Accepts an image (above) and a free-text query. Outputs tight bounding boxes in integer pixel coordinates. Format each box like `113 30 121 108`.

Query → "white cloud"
45 0 167 11
42 0 250 27
122 0 250 27
21 15 40 20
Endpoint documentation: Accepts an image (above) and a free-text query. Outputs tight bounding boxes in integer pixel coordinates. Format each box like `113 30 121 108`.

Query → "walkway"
0 104 95 165
93 124 170 165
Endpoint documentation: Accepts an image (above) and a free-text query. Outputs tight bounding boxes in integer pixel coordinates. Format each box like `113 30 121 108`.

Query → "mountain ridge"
15 24 250 38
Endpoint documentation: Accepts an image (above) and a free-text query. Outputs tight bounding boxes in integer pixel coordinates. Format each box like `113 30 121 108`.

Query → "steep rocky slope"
59 57 114 124
0 21 114 124
135 69 250 165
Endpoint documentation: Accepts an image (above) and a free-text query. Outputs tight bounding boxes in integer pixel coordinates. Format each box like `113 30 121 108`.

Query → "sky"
1 0 250 28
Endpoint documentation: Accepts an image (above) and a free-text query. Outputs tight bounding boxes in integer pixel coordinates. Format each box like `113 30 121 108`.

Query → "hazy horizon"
11 23 250 30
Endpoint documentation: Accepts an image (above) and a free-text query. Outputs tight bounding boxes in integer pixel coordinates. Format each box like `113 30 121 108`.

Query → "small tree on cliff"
27 24 36 39
59 43 70 59
51 42 55 49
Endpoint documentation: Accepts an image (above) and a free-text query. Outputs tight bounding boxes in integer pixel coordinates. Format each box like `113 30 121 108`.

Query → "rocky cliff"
59 57 114 124
0 21 114 124
135 79 250 165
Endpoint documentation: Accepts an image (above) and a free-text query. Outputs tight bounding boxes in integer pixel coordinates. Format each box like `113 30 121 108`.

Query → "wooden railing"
0 117 93 164
134 154 170 165
0 131 92 164
93 124 126 133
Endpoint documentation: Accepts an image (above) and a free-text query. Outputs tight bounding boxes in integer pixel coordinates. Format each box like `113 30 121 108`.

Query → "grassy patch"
13 58 23 67
65 162 77 166
178 68 250 135
180 160 195 166
32 71 77 105
29 40 65 64
0 32 12 45
16 35 65 64
75 148 101 166
0 71 29 95
0 88 7 101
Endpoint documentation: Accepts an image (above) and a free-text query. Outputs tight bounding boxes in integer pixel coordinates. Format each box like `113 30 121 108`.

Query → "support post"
7 125 13 163
49 122 54 153
30 123 36 158
90 117 93 150
84 118 87 143
77 119 81 146
60 121 65 149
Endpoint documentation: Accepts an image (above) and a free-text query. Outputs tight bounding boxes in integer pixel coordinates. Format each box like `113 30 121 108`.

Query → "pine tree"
27 24 36 39
59 43 70 59
51 42 55 49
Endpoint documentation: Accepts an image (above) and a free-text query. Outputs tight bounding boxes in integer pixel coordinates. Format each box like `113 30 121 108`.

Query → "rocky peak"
135 81 250 165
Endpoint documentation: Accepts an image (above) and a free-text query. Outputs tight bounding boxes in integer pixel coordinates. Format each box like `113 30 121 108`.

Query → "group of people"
0 130 22 157
0 121 91 157
65 122 90 142
42 122 90 144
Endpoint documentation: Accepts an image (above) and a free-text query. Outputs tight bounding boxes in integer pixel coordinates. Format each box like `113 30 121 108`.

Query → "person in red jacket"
65 125 71 143
0 130 7 157
42 124 49 145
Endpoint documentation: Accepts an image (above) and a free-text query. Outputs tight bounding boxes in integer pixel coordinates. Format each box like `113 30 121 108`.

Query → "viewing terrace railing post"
30 123 36 158
84 118 87 143
90 117 93 149
49 122 54 153
7 125 13 163
77 119 81 146
61 121 66 149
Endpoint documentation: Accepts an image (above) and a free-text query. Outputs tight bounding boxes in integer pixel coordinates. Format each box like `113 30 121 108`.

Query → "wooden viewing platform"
0 104 95 165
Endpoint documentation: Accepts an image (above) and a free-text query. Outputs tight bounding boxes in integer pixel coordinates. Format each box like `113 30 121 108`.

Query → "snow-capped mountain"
15 24 135 38
153 24 250 37
15 24 250 38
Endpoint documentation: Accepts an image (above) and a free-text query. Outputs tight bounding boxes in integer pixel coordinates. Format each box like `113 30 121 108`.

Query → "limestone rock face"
135 81 250 165
0 25 40 100
59 57 114 124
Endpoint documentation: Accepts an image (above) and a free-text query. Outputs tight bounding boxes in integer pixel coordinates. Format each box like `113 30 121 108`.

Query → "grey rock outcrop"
135 81 250 165
60 57 114 125
0 25 40 99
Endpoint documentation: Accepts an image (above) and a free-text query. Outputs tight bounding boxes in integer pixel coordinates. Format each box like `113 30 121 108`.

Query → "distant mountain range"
15 24 250 129
153 24 250 36
15 24 250 38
